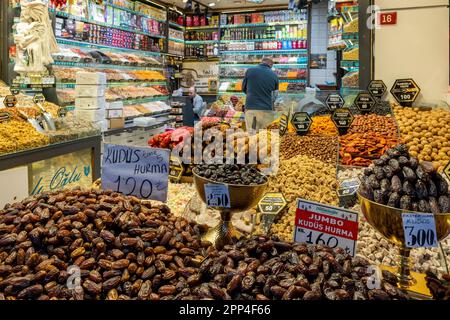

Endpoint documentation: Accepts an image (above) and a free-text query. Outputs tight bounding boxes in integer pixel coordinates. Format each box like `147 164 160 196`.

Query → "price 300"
404 226 435 247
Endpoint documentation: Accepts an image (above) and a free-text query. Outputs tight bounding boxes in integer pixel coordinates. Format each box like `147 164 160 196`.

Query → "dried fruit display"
195 164 267 186
53 66 165 82
0 189 212 300
339 132 400 167
194 235 408 300
426 272 450 300
0 120 50 155
348 114 398 138
393 104 450 172
359 144 449 213
280 134 338 164
307 115 338 136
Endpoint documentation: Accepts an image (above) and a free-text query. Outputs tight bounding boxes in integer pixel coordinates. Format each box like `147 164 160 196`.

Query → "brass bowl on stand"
358 192 450 290
193 168 268 249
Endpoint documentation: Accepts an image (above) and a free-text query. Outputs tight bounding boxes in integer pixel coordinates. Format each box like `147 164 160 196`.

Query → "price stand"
291 112 311 136
325 93 345 111
390 78 421 107
257 192 287 234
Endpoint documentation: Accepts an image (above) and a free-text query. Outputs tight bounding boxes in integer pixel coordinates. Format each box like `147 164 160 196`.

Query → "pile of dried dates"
0 189 212 300
192 235 408 300
359 144 449 213
194 164 267 185
426 272 450 300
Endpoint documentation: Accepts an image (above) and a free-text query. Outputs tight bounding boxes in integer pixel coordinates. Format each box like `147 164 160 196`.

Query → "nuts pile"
0 120 50 155
348 114 398 137
0 189 212 300
194 164 267 186
337 166 364 184
265 155 339 241
167 183 196 217
308 115 338 136
195 235 408 300
280 134 338 164
339 132 400 167
393 104 450 172
359 144 449 213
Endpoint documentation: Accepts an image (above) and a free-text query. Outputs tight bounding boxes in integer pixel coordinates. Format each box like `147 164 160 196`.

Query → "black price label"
33 93 45 104
291 112 311 135
368 80 387 100
57 107 68 118
169 157 184 182
0 112 11 122
279 113 288 136
444 161 450 181
3 95 17 108
354 92 376 113
258 192 287 215
331 108 354 134
10 85 20 95
325 93 344 111
390 78 420 106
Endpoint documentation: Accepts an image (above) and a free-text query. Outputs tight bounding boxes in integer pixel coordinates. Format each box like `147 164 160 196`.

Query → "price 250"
113 176 153 199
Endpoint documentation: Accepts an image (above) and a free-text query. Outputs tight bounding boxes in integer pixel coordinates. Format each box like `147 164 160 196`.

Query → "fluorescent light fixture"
208 2 216 6
247 0 265 3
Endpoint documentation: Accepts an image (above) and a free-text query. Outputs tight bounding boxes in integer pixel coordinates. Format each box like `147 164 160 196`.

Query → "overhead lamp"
208 2 216 7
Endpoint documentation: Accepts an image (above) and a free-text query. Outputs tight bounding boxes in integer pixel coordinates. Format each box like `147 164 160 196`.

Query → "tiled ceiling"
161 0 289 11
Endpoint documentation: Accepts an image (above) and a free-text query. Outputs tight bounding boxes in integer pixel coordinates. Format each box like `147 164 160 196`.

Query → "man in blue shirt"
189 86 204 121
242 57 279 111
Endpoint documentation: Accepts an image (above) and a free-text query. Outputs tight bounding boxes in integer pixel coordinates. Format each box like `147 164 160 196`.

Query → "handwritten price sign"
402 213 438 248
101 144 170 202
205 184 230 208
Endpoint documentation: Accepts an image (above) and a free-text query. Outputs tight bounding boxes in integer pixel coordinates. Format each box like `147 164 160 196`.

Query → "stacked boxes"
107 101 125 129
74 72 106 130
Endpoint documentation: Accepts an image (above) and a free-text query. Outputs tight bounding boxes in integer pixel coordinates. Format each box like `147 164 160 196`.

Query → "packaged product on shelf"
342 71 359 88
343 47 359 60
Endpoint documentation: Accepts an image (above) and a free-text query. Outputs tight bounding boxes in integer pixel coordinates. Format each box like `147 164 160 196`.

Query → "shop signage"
279 113 289 136
33 93 45 104
291 112 311 135
390 78 421 106
3 95 17 108
205 184 230 208
331 108 354 135
294 199 359 256
258 192 287 233
325 93 344 111
379 12 397 25
169 156 184 182
101 144 170 202
29 149 93 195
368 80 387 100
444 161 450 181
354 92 376 113
402 213 438 248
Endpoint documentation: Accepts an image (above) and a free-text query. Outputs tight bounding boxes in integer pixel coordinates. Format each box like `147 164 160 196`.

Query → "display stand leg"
398 246 414 289
201 209 243 249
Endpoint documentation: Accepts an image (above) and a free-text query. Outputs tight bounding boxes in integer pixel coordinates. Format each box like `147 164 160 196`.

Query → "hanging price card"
3 95 17 108
291 112 311 135
294 199 359 256
390 78 420 107
205 184 231 208
325 93 344 111
33 93 45 104
169 156 184 182
331 107 354 135
368 80 387 100
354 92 376 113
101 144 170 202
279 113 289 136
402 213 438 248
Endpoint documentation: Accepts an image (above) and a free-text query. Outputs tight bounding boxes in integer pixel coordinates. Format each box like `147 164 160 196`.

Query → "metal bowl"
358 192 450 246
192 167 269 213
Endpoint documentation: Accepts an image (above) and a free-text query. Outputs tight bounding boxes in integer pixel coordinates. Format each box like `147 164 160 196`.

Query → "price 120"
113 176 153 199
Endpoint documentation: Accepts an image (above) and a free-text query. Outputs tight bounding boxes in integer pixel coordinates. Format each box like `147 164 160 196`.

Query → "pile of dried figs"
359 144 449 213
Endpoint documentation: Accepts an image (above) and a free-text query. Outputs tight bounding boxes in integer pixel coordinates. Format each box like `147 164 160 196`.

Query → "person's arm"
192 96 203 116
242 69 249 94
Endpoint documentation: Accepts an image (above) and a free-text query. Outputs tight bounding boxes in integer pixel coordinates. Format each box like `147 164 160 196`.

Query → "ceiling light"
182 0 188 2
208 2 216 7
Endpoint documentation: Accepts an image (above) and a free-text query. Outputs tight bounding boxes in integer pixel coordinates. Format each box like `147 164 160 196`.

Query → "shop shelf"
125 110 171 121
217 91 246 95
220 49 308 55
56 81 167 89
103 118 173 136
121 96 170 105
221 21 307 28
56 38 163 56
51 10 166 39
221 78 306 83
219 63 308 68
169 38 185 43
52 61 163 70
169 22 185 29
185 40 219 44
342 32 358 40
185 25 220 30
220 38 307 43
105 3 167 23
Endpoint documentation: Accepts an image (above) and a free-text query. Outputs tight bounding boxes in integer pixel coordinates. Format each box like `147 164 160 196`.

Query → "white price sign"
402 213 438 248
294 199 359 256
205 184 230 208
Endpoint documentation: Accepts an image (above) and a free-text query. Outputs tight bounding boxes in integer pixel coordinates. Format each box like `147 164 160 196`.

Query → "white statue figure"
14 0 58 74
